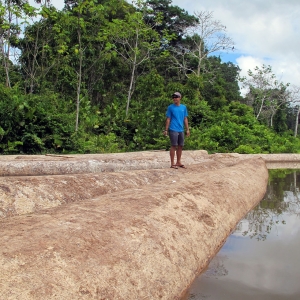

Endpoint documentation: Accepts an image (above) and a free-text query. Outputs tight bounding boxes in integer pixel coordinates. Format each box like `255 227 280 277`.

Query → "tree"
144 0 198 44
287 85 300 137
240 65 289 126
200 57 241 107
170 11 234 78
0 0 37 88
16 5 56 94
22 0 107 130
63 0 107 131
108 0 161 116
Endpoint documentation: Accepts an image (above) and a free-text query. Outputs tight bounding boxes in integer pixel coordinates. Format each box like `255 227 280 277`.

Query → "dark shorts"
169 130 184 146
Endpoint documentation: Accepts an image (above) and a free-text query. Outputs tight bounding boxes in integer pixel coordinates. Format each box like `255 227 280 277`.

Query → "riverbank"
1 151 300 177
0 152 269 299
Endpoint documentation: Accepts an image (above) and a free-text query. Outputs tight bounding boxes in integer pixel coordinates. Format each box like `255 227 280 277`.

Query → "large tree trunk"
126 29 138 117
270 107 277 127
256 96 266 119
1 45 11 88
126 63 136 117
3 1 12 88
75 28 83 132
294 106 300 137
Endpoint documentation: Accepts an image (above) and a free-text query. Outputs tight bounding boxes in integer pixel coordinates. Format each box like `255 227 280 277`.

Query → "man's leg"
170 146 177 166
176 132 185 167
176 145 183 166
169 131 179 167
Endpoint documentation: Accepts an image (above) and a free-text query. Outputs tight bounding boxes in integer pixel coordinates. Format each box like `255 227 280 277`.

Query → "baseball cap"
172 92 181 98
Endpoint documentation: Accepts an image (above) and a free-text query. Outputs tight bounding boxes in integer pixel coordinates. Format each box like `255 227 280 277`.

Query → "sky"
170 0 300 88
36 0 300 88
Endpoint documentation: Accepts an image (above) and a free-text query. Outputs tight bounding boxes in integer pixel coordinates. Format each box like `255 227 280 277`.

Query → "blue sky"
31 0 300 88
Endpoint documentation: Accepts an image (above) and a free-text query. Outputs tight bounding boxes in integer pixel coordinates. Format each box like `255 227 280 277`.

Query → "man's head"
172 92 181 105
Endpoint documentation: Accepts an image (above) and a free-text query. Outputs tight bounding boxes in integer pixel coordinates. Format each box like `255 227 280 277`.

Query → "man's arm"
164 117 170 136
184 117 190 137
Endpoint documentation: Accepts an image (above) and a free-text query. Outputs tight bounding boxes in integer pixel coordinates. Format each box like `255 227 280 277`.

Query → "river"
184 169 300 300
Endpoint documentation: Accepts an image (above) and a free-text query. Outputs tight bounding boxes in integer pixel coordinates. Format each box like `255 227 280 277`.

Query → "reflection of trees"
203 254 228 278
185 255 229 300
236 169 300 241
290 171 300 216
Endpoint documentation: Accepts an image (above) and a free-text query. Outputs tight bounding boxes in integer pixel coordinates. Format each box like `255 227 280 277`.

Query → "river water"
184 169 300 300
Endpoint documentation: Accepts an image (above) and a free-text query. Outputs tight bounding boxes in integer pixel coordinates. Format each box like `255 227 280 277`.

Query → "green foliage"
0 126 4 141
2 140 23 153
22 133 45 153
240 64 289 127
233 144 262 154
0 84 76 154
144 0 198 44
1 2 300 155
273 106 288 133
76 132 125 154
200 58 241 108
182 100 300 154
268 169 295 181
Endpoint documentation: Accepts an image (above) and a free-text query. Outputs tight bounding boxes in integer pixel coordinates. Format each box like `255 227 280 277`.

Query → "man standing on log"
163 92 190 169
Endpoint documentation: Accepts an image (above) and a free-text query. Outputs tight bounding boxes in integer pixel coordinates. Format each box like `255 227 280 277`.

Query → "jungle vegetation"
1 0 300 154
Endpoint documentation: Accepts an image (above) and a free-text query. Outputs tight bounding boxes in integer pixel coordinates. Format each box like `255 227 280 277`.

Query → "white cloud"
236 56 264 78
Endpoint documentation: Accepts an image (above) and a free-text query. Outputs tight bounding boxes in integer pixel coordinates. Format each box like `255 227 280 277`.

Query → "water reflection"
185 169 300 300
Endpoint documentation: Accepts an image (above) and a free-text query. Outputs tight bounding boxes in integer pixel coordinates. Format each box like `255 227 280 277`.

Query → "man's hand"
163 130 168 136
186 129 190 137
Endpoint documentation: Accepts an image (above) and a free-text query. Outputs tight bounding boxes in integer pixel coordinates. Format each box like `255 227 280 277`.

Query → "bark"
75 27 83 132
126 28 138 116
294 106 300 137
256 95 266 119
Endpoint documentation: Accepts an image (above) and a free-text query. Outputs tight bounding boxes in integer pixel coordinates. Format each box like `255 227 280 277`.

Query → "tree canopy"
1 0 300 154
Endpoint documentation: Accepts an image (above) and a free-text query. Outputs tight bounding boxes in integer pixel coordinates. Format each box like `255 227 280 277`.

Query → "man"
163 92 190 169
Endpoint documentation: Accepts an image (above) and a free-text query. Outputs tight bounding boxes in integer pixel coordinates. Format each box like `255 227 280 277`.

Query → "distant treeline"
1 0 300 154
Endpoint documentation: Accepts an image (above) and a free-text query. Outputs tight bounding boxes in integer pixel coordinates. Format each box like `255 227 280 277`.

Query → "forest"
1 0 300 154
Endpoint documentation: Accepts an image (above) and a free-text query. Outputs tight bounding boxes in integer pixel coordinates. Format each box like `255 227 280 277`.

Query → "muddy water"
185 169 300 300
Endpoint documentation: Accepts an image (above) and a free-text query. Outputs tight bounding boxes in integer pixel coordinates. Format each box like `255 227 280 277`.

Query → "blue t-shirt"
166 104 188 132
